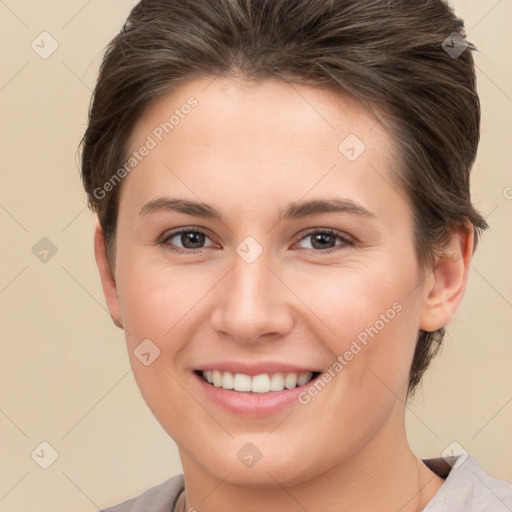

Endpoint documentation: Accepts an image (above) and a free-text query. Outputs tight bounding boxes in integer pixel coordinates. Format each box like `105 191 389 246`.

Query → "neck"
178 404 444 512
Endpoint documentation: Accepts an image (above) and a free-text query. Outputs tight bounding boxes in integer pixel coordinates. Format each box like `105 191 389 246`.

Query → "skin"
95 76 474 512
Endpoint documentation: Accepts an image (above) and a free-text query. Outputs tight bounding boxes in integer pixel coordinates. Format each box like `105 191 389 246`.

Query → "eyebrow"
139 197 376 222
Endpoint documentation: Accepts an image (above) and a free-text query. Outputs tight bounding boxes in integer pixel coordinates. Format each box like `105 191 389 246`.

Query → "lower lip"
194 372 318 417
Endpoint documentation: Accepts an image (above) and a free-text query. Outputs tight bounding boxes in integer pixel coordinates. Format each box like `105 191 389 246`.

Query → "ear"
94 219 123 329
419 223 474 332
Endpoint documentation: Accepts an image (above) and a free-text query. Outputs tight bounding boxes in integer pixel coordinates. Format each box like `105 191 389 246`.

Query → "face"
96 76 455 487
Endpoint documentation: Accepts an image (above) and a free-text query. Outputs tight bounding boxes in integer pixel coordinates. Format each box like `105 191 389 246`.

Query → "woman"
80 0 512 510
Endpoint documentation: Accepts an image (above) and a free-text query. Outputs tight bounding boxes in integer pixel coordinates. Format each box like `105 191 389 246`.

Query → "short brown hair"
80 0 488 396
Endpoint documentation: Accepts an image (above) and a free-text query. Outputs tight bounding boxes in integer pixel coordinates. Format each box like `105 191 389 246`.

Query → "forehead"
133 75 389 152
121 76 403 223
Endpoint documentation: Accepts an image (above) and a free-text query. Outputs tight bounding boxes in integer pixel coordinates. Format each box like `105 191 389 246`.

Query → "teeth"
221 371 234 390
201 370 314 393
251 374 270 393
269 373 284 391
212 370 222 387
233 373 251 392
297 372 311 386
284 373 298 389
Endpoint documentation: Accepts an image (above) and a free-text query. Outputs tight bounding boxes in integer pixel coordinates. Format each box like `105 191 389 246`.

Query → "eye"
294 228 355 253
161 227 355 255
161 228 216 254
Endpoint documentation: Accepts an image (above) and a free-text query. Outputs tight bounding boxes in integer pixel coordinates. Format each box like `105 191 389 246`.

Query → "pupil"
312 233 334 249
183 232 204 249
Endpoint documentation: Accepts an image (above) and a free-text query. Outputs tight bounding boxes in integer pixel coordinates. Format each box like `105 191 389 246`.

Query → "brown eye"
295 229 355 253
162 229 215 253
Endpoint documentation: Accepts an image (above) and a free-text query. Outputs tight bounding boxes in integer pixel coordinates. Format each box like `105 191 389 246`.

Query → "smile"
197 370 321 393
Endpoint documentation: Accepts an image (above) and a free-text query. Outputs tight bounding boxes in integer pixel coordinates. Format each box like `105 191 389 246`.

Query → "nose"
210 246 294 345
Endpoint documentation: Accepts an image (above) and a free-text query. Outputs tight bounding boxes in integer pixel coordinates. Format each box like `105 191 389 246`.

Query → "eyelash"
160 227 355 255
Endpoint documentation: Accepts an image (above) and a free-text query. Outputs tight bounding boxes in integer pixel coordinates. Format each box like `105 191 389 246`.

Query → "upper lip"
196 361 321 376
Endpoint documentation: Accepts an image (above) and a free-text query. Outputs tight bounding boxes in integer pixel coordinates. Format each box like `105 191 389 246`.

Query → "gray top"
99 453 512 511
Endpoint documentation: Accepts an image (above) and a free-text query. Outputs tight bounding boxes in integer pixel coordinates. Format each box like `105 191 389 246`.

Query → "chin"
181 434 329 489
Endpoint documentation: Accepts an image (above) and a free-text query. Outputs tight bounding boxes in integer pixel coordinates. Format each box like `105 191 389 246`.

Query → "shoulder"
423 453 512 511
98 474 185 512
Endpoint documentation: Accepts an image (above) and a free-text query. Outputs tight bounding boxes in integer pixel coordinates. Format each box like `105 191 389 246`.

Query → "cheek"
285 257 420 392
115 255 207 346
287 256 414 331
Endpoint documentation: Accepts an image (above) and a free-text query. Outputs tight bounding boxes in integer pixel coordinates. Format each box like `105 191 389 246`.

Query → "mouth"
195 369 321 393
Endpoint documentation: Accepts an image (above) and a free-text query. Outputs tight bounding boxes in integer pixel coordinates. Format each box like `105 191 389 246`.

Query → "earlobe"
419 224 474 332
94 220 123 329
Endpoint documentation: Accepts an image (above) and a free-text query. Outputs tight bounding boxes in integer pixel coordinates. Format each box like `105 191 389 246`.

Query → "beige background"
0 1 511 510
